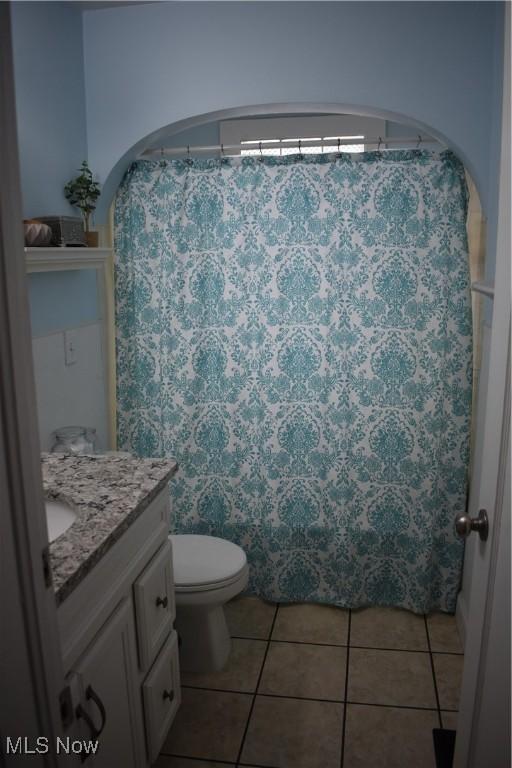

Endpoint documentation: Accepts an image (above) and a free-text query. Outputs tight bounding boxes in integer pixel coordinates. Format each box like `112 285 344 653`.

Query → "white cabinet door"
142 631 181 763
72 598 146 767
134 540 175 672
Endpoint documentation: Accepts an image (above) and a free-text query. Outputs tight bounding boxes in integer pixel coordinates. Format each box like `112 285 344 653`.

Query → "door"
0 5 74 766
453 8 510 766
71 599 146 768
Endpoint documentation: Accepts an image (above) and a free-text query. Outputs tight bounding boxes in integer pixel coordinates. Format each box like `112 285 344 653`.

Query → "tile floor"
156 597 464 768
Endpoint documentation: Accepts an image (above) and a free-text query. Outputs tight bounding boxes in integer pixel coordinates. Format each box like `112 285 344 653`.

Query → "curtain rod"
140 134 440 158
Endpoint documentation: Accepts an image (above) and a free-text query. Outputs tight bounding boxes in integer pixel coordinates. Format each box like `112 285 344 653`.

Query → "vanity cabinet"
71 599 144 768
58 487 179 766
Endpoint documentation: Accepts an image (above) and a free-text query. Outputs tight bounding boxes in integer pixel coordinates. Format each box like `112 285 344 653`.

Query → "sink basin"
45 499 77 543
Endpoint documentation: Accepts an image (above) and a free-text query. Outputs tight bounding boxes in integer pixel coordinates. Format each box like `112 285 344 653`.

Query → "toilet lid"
170 534 247 588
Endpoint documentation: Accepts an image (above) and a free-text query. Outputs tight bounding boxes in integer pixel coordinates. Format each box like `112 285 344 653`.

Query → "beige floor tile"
433 653 464 710
441 711 459 730
348 648 437 707
181 638 267 692
162 688 252 762
344 704 438 768
154 757 232 767
427 613 464 653
240 695 343 768
350 606 428 651
225 595 276 639
272 603 349 645
259 641 346 701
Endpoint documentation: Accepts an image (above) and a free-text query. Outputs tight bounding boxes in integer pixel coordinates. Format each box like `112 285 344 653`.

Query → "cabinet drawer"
142 630 181 763
134 540 175 670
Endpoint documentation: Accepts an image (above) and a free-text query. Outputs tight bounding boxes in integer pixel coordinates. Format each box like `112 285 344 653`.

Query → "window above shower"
219 115 386 156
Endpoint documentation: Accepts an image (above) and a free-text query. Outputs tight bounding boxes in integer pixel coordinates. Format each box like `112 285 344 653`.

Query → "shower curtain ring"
259 142 264 162
377 137 382 152
337 138 341 156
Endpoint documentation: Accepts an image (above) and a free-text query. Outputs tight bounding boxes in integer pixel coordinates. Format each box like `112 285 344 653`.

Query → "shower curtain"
114 150 472 613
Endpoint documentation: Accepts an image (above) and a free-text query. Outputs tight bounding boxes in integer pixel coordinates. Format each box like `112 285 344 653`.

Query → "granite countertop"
42 453 178 604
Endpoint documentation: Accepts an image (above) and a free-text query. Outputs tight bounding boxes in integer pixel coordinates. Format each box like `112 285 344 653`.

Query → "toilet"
169 534 249 673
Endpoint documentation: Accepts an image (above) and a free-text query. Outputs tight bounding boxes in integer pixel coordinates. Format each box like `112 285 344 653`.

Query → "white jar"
51 426 96 454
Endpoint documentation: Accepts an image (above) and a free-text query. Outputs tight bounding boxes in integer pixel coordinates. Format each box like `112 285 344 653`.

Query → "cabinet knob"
163 689 174 702
156 595 168 608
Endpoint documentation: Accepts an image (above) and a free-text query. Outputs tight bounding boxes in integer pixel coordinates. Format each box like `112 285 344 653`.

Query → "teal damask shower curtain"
114 150 472 613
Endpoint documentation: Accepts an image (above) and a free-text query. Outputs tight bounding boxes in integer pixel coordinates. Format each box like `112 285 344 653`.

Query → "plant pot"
85 231 99 248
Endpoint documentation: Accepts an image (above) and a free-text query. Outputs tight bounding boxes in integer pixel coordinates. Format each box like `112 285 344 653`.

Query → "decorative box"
36 216 86 247
23 220 53 247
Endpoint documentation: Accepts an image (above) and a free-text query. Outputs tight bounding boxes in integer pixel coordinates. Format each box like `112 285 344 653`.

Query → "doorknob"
454 509 489 541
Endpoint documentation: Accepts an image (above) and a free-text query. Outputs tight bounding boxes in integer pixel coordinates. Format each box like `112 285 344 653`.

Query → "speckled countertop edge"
42 454 178 604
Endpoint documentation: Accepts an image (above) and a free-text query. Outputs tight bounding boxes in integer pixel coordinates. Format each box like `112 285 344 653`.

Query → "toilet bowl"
169 534 249 673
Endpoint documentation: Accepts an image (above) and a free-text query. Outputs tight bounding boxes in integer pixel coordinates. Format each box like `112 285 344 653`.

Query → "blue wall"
11 1 87 219
147 121 220 155
10 0 504 284
82 1 504 221
28 270 99 337
11 3 94 337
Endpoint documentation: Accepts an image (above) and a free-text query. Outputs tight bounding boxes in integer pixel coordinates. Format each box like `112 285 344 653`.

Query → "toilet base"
175 603 232 673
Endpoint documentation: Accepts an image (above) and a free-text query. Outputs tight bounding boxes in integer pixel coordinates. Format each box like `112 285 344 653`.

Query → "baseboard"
455 591 468 648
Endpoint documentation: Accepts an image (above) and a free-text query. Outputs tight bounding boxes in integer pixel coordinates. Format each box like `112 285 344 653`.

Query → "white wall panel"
32 322 108 452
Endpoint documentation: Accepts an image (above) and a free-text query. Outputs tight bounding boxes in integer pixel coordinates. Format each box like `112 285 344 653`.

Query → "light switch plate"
64 330 77 365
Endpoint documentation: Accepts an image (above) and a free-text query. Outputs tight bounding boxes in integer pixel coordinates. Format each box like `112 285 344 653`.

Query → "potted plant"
64 161 101 247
